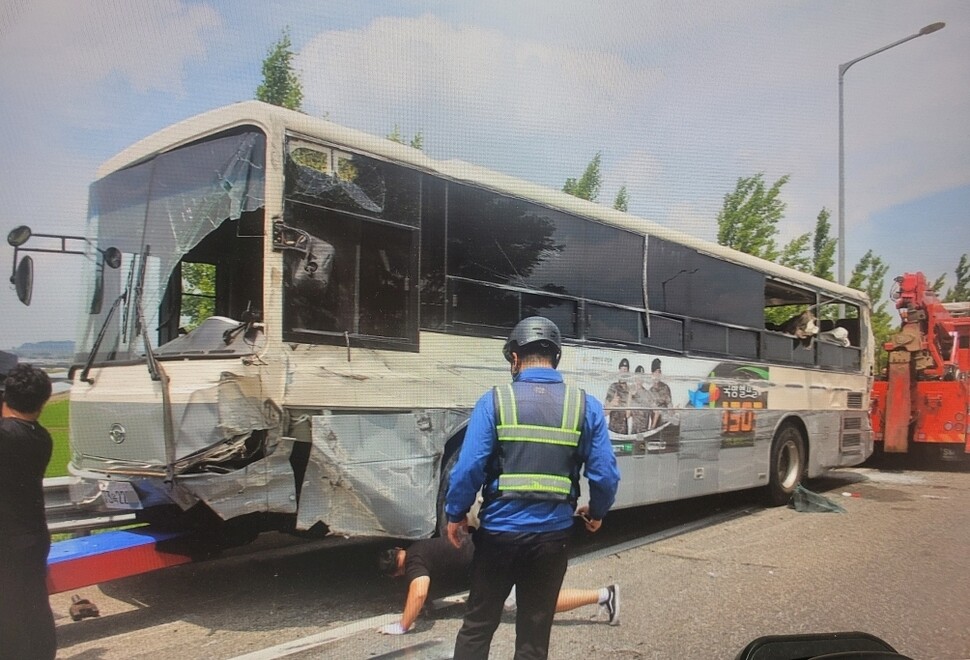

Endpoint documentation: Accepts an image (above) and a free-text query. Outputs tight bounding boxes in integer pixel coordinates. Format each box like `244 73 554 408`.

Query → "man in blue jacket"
445 316 620 660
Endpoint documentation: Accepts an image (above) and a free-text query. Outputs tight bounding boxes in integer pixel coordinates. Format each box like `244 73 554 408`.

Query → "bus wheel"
435 449 459 537
767 423 805 506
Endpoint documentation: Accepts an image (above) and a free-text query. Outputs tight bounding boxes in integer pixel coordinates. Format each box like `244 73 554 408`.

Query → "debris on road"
68 594 100 621
790 485 847 513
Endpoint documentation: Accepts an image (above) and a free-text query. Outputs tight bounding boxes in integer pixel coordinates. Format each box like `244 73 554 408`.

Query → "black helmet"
503 316 562 367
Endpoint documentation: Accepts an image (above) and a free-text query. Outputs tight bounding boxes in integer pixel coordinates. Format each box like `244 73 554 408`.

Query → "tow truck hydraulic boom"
871 272 970 458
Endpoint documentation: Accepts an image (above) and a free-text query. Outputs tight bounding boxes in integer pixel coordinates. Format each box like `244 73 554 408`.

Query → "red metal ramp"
47 528 192 594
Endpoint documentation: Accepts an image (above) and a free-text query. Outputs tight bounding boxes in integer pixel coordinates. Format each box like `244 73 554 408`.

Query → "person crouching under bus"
375 533 619 635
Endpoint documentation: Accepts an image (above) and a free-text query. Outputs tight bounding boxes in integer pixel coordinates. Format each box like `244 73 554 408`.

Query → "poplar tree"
811 208 836 281
387 124 424 150
716 173 789 261
563 153 602 202
944 254 970 302
613 185 629 212
256 29 303 111
850 249 893 370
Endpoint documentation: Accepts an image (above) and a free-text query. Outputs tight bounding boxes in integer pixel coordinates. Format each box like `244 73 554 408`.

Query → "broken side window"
280 138 420 349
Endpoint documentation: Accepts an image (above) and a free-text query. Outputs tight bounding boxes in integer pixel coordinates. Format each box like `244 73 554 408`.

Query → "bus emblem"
109 423 127 444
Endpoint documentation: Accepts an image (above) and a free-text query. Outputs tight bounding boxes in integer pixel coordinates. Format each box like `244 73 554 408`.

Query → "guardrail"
44 476 136 535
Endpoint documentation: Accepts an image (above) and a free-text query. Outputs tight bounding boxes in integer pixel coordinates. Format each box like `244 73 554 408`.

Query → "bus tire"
767 422 805 506
435 448 460 537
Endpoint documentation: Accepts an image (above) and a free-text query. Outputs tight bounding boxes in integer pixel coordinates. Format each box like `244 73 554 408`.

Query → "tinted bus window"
647 237 763 327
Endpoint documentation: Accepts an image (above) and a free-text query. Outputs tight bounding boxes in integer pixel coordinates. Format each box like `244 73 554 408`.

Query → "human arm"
400 575 430 631
446 519 468 549
443 392 496 532
581 396 620 522
377 575 430 634
603 382 620 410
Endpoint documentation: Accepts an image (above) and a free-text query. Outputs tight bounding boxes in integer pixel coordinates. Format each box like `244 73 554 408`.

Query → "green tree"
778 232 811 272
812 207 836 281
256 28 303 111
771 206 837 282
930 273 947 295
774 206 839 319
716 173 789 261
563 153 602 202
944 253 970 302
850 249 893 370
613 185 629 212
180 262 216 331
387 124 424 150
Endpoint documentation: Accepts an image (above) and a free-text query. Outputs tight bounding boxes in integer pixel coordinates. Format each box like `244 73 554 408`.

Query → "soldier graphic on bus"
602 357 680 456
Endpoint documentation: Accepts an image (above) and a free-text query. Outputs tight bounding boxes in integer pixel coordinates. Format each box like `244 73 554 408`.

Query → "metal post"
837 22 945 286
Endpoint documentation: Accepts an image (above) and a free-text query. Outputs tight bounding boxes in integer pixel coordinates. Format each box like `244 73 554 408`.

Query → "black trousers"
0 532 55 660
453 528 569 660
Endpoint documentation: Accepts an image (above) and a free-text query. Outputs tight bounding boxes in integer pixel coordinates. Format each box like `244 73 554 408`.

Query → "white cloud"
0 0 224 347
1 1 968 347
0 0 222 105
297 14 663 155
664 201 719 241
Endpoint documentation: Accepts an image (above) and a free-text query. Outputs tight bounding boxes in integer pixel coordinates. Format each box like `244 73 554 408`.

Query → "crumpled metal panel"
175 372 280 458
297 410 466 538
177 437 297 521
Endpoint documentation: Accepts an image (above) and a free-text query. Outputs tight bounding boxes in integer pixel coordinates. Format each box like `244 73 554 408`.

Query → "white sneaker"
603 584 619 625
503 585 517 613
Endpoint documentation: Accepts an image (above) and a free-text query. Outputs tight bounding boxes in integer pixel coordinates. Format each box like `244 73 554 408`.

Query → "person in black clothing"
376 535 618 635
0 364 55 660
376 534 476 634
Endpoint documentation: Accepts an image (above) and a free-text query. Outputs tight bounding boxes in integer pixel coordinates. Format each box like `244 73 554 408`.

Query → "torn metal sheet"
178 437 298 521
174 372 281 459
297 410 467 538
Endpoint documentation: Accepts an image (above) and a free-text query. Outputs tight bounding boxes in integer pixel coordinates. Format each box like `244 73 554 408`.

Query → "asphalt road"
51 465 970 659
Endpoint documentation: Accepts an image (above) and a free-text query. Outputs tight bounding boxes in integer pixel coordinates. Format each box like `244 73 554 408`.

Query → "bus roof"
99 100 869 306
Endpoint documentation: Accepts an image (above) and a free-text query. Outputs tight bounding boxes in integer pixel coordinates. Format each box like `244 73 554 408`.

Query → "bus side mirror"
7 225 32 247
13 255 33 306
6 224 120 307
8 225 34 306
103 246 122 270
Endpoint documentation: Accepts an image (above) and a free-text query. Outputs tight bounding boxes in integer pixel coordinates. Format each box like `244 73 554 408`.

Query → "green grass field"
40 397 71 478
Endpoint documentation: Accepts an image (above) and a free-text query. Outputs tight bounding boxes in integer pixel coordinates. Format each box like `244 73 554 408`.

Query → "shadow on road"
54 473 871 650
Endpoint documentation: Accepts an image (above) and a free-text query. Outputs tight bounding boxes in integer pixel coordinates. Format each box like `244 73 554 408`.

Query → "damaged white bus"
7 101 873 543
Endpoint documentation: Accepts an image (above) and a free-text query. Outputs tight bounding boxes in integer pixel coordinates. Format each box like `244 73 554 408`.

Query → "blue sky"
1 0 968 348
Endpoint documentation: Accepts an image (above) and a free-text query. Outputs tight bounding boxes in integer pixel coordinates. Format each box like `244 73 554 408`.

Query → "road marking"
229 613 401 660
228 506 752 659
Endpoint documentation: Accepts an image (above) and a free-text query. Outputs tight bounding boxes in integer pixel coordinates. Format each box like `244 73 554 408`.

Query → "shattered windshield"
75 129 266 364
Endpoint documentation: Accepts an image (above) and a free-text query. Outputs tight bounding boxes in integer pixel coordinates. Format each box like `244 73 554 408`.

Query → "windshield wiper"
130 245 161 381
119 255 136 343
79 290 128 384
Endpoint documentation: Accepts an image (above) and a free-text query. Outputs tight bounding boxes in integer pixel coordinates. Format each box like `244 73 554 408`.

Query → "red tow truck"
870 272 970 461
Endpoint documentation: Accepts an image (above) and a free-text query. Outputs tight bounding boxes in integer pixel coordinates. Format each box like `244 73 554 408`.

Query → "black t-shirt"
404 535 475 595
0 417 52 537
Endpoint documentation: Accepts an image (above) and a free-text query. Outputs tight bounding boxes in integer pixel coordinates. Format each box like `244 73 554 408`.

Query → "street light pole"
837 21 945 286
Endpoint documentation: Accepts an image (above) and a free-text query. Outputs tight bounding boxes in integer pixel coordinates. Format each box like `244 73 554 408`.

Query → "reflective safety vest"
486 381 586 503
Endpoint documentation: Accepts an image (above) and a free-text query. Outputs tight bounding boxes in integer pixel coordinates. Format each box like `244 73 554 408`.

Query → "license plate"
99 480 143 510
